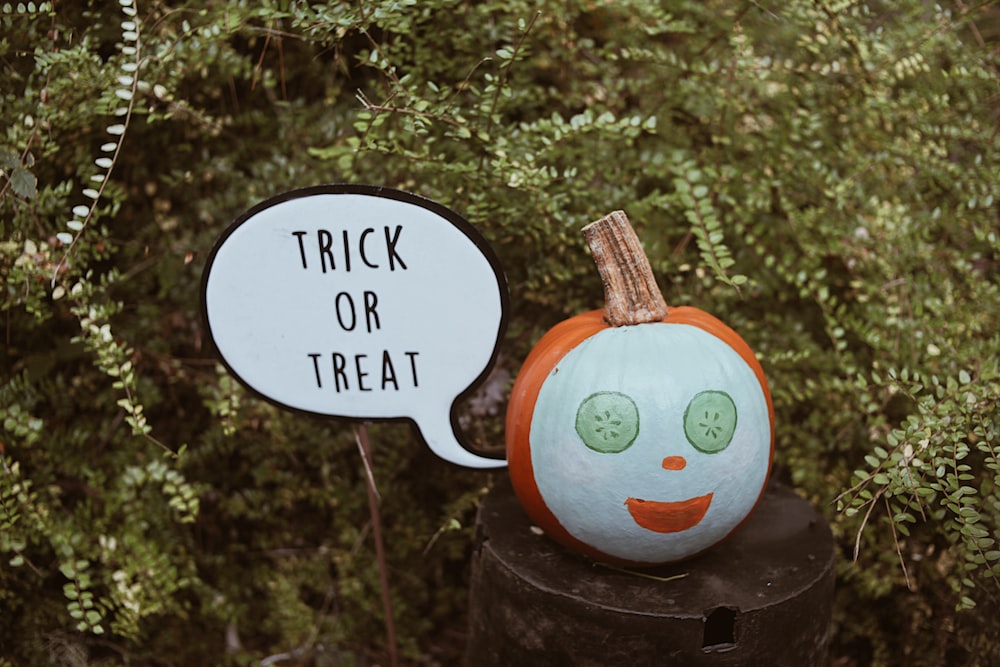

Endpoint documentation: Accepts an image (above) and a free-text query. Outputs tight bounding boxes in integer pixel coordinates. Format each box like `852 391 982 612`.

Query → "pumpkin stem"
583 211 668 326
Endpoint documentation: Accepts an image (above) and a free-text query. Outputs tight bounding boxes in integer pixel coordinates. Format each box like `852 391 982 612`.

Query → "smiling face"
528 322 772 564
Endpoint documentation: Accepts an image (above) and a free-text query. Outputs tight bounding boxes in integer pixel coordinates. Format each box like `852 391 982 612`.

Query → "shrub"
2 0 998 664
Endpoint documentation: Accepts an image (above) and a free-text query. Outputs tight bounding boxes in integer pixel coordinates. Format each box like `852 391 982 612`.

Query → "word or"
331 290 381 333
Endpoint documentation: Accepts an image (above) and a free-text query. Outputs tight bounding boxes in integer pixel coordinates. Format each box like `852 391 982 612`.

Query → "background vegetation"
2 0 998 664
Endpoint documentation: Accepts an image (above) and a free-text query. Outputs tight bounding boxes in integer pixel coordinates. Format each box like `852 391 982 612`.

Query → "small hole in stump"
702 606 737 651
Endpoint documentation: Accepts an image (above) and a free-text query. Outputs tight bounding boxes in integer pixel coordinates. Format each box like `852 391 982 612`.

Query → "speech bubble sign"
202 184 508 468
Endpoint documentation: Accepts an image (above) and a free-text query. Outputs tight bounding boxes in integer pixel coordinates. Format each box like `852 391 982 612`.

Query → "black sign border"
200 183 509 466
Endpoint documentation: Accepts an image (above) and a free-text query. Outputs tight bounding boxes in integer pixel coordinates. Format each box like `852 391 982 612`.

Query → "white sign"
202 185 508 468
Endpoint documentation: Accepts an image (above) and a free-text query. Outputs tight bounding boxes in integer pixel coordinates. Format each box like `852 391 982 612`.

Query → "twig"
443 56 495 114
354 422 380 501
853 486 885 562
260 644 311 667
355 89 467 129
52 0 142 286
595 562 690 583
483 11 541 139
883 495 914 591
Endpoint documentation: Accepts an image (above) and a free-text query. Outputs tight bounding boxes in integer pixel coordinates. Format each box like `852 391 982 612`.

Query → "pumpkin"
506 211 774 565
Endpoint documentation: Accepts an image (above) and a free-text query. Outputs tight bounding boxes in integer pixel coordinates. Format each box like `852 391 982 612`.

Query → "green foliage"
2 0 999 664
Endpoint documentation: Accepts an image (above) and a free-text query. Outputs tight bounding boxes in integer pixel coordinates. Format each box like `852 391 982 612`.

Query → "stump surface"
465 478 835 666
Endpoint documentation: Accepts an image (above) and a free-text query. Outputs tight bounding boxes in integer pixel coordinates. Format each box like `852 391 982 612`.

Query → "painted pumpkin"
506 211 774 565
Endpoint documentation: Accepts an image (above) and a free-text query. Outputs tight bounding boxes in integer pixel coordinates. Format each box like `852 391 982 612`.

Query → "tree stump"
465 478 835 666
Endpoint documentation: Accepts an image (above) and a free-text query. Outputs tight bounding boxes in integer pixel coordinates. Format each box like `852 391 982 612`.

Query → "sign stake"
354 423 399 667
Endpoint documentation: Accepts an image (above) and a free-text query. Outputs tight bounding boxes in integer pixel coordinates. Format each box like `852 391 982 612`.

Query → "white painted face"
529 322 772 563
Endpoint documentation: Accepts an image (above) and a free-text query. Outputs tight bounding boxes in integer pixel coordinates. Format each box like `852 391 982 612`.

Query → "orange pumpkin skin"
505 306 775 565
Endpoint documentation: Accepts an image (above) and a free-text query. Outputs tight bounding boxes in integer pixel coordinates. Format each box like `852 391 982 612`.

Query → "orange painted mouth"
625 493 713 533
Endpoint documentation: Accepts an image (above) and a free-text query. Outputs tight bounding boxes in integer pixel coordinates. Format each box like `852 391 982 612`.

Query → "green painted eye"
684 390 737 453
575 391 640 453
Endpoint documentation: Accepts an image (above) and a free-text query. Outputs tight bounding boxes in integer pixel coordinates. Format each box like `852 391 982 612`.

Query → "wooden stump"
465 478 835 666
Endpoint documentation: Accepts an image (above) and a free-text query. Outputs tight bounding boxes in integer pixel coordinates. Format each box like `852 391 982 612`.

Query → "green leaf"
0 148 18 168
9 167 36 198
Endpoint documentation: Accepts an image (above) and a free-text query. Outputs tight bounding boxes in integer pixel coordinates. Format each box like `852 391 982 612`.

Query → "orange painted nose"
662 456 687 471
